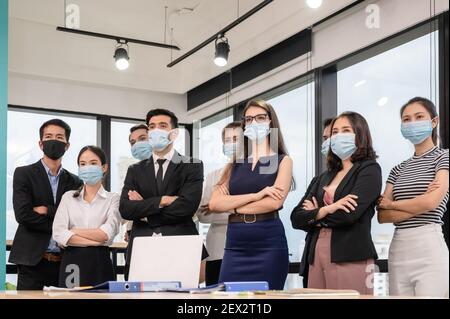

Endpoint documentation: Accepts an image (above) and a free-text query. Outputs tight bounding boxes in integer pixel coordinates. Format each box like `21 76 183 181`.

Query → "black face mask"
42 140 67 160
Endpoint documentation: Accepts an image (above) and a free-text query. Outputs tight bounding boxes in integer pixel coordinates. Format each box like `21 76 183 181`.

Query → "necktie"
156 159 166 195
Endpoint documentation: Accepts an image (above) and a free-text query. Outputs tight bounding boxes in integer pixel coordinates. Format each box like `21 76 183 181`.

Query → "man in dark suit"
119 109 205 278
9 119 82 290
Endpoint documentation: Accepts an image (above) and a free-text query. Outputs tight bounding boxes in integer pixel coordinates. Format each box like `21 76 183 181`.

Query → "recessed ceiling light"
306 0 323 9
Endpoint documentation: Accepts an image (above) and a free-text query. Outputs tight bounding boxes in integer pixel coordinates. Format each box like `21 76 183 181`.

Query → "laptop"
128 235 203 288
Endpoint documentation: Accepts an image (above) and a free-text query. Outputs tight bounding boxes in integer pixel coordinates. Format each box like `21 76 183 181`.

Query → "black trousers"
17 259 60 290
205 259 222 286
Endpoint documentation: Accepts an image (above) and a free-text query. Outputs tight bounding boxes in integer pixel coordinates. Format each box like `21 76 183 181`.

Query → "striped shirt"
387 146 449 229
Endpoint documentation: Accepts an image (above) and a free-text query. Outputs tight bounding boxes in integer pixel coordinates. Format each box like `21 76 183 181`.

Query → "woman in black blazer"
291 111 381 294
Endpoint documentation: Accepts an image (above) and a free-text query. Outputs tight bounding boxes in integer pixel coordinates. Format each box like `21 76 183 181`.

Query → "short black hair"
130 123 148 134
323 118 334 129
39 119 71 141
146 109 178 128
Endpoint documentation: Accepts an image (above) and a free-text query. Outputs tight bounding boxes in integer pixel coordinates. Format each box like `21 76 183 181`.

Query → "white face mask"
149 129 173 151
330 133 357 160
244 122 271 143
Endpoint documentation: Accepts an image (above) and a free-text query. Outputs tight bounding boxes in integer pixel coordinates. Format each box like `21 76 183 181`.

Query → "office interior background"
1 0 449 296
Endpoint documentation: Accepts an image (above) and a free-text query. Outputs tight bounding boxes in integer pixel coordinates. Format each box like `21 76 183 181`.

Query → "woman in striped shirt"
378 97 449 298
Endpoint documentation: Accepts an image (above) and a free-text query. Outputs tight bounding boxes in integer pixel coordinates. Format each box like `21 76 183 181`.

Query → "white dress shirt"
153 147 175 179
195 168 231 261
53 186 121 247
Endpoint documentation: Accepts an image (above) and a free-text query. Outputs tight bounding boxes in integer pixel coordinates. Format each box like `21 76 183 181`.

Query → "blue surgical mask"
131 141 152 161
78 165 104 185
401 120 434 145
223 143 237 158
149 129 173 151
330 133 357 160
244 122 270 143
321 138 330 156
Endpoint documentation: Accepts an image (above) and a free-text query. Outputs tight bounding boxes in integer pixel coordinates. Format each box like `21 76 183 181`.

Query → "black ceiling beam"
167 0 274 68
56 26 180 50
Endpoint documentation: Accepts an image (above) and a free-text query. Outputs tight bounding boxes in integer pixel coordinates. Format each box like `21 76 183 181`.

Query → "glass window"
337 31 439 296
265 80 316 265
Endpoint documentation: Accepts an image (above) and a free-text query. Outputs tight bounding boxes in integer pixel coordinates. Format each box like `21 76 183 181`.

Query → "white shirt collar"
153 147 175 164
78 185 108 201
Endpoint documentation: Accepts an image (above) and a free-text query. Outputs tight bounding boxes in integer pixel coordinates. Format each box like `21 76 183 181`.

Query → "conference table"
0 290 434 299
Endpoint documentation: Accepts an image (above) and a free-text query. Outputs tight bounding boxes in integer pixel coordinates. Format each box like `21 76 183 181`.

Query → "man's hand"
34 206 48 215
160 196 179 207
128 190 144 201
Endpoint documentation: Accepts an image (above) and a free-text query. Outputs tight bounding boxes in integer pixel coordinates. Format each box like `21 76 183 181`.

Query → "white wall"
8 73 188 122
187 0 449 122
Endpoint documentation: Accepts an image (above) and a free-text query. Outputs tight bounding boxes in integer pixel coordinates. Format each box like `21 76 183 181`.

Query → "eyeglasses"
242 114 270 125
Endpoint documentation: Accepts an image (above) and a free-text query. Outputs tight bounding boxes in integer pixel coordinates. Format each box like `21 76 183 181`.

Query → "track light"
214 35 230 67
306 0 323 9
114 41 130 70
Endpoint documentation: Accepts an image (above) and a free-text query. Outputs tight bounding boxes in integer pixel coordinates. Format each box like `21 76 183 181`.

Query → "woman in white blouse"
53 146 121 288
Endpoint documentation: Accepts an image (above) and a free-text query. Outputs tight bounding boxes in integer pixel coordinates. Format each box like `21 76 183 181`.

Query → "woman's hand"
377 195 393 210
217 184 230 196
302 196 319 210
329 194 358 214
256 186 285 201
426 180 441 194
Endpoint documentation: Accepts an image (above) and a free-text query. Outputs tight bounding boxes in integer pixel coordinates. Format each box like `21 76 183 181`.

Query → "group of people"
9 96 448 297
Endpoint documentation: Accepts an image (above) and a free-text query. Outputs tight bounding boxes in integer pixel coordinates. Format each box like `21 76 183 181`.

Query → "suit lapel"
35 160 55 204
334 162 361 200
56 170 68 205
317 170 336 205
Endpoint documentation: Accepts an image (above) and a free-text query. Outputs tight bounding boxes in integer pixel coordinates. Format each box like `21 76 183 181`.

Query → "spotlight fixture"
306 0 323 9
214 35 230 67
114 41 130 70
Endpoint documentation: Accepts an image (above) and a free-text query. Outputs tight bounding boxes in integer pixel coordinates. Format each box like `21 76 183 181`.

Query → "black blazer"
291 160 381 277
9 160 82 266
119 151 204 273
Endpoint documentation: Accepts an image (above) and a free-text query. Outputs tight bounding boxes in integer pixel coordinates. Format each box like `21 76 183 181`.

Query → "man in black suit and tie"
9 119 82 290
119 109 205 278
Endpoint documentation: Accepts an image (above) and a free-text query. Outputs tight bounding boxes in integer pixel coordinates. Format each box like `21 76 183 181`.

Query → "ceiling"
9 0 358 94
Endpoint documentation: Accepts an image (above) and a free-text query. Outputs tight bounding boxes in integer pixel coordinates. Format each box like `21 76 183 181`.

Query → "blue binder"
81 281 181 293
224 281 269 292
